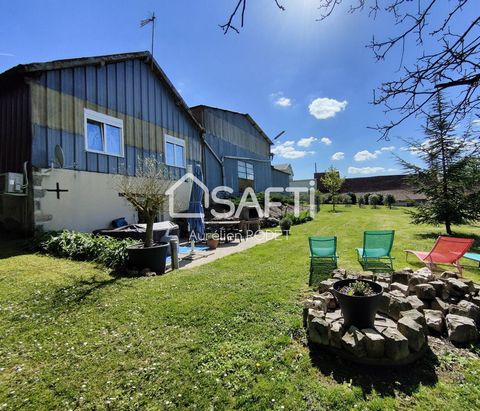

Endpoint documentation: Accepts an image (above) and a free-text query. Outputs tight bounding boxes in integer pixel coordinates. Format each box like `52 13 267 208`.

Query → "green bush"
285 211 313 225
40 231 136 269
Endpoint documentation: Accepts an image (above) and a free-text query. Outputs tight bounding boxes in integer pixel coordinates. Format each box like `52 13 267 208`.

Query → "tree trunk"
145 213 155 248
445 220 452 235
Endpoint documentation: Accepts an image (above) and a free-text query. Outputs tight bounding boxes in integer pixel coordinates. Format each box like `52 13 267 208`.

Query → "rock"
318 279 337 294
362 328 385 358
415 283 436 300
377 281 390 292
313 292 336 312
397 316 426 352
329 320 343 348
390 289 406 299
473 284 480 297
378 292 392 315
450 300 480 324
408 274 429 294
429 280 444 296
471 296 480 307
388 295 413 320
459 279 476 295
392 270 412 285
306 308 325 329
309 317 330 345
376 273 391 284
332 268 347 279
382 328 410 361
341 326 366 357
406 295 427 312
431 297 450 315
441 271 458 280
423 309 444 333
359 271 374 280
446 278 470 298
140 268 156 276
303 301 325 326
414 267 434 279
391 282 409 296
446 314 478 344
325 309 343 323
374 314 397 334
399 309 427 332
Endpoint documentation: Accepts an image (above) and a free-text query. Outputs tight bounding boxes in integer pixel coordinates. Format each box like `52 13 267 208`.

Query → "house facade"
190 105 290 194
0 52 204 233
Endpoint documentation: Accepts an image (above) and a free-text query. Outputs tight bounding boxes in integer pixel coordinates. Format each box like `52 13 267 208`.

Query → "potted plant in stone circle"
332 279 383 329
206 231 220 250
116 157 171 275
279 217 292 236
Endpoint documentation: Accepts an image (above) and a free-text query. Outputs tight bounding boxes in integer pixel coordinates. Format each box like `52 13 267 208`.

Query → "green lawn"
1 206 480 410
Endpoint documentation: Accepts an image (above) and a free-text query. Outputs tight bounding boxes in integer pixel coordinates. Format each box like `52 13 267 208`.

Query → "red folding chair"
405 236 474 276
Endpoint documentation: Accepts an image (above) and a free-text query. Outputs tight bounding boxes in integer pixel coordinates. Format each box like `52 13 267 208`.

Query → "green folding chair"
309 236 338 285
356 230 395 272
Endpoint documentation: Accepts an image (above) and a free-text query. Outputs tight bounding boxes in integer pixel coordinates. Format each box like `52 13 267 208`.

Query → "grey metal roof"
0 51 204 134
272 163 293 174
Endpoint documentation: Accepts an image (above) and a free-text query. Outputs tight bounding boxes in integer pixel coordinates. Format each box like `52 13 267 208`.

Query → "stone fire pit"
304 268 480 366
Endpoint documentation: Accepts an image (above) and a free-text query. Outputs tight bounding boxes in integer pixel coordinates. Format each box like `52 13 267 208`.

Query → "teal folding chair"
356 230 395 272
309 236 338 285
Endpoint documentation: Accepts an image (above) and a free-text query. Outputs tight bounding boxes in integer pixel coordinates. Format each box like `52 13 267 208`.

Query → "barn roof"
0 51 204 134
190 104 273 145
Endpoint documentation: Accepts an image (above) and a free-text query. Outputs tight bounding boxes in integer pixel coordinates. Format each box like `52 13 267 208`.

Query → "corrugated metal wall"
29 58 202 179
271 168 290 189
0 79 31 173
197 107 273 193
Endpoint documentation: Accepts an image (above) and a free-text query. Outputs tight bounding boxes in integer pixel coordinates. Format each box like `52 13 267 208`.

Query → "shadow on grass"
48 275 130 311
309 343 439 397
309 263 337 287
0 239 33 259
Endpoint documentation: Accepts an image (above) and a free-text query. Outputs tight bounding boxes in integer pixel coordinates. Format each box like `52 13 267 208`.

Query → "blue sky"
1 0 471 179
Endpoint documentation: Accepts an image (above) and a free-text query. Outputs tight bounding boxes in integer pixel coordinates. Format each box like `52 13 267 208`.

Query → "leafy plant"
320 166 345 212
279 217 292 233
385 194 396 209
368 194 381 209
40 230 136 269
339 280 376 297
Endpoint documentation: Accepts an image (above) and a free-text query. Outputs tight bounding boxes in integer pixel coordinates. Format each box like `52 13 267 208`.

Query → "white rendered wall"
34 169 192 233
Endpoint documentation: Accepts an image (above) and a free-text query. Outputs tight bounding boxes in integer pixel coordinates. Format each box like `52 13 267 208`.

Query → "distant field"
0 205 479 410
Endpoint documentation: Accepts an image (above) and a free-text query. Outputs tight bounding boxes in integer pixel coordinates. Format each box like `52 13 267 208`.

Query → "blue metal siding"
29 58 202 177
271 169 290 189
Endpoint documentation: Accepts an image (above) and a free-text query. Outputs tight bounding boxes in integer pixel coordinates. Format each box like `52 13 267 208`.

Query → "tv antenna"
140 12 156 56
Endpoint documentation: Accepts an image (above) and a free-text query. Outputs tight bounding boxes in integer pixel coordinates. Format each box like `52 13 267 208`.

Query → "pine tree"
320 166 345 212
398 93 480 234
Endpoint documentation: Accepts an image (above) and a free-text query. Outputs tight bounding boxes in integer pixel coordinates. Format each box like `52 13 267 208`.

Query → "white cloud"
331 152 345 161
354 146 395 161
0 52 14 57
297 137 317 147
320 137 332 145
275 97 292 107
271 141 314 159
387 168 399 172
354 150 379 162
309 97 348 120
348 166 386 175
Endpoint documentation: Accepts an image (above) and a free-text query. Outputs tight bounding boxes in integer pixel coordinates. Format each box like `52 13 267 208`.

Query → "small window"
164 134 186 168
84 109 124 157
238 160 254 181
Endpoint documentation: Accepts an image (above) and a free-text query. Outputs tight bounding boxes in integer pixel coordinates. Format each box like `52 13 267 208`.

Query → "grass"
0 205 479 410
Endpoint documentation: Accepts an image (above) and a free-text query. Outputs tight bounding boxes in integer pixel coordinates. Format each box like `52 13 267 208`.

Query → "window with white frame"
84 109 124 157
164 134 186 168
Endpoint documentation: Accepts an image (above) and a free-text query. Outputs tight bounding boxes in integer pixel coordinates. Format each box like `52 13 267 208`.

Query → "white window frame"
164 134 186 168
238 160 254 181
84 108 124 157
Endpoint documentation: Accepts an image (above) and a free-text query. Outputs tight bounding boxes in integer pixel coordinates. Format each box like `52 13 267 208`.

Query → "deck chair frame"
309 236 338 285
356 230 395 272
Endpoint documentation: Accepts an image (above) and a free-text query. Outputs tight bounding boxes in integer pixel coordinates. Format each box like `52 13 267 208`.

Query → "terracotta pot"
207 238 220 250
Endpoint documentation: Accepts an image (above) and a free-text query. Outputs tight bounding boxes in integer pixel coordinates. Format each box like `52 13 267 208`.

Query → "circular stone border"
304 267 480 366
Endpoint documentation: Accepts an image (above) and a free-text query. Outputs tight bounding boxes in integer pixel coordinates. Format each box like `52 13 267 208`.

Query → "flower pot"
127 242 169 275
207 238 220 250
331 279 383 329
281 229 290 236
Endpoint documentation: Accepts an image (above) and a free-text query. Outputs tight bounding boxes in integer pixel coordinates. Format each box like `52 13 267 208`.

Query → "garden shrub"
286 211 313 225
40 230 136 269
